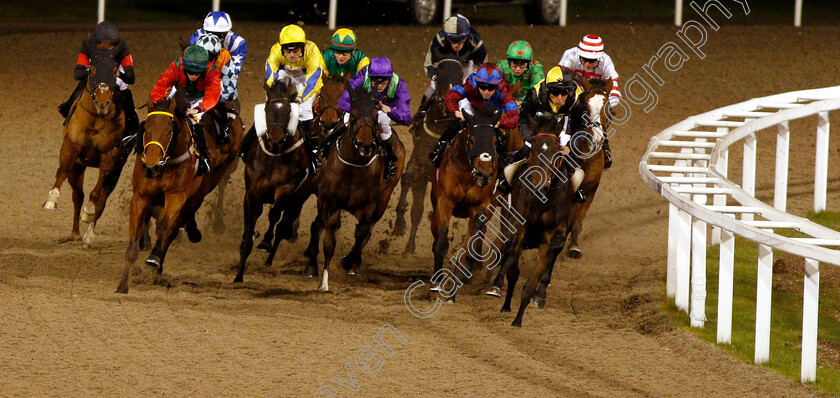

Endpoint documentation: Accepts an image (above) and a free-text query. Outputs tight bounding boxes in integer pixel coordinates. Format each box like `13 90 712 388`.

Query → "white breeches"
275 70 315 121
343 110 393 140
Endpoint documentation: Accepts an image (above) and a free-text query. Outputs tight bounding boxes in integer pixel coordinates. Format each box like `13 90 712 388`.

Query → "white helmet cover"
203 11 232 33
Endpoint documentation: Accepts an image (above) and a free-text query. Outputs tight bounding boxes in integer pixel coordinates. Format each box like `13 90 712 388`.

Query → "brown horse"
315 74 350 137
565 78 611 259
391 57 463 255
235 81 315 282
492 113 583 327
429 106 501 292
43 51 129 247
116 89 238 293
303 87 405 290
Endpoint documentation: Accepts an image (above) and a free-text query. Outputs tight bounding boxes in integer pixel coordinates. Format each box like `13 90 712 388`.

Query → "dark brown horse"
116 89 238 293
565 78 611 259
315 74 350 137
303 87 405 290
391 57 463 255
429 106 500 292
235 81 316 282
43 51 129 247
491 113 583 327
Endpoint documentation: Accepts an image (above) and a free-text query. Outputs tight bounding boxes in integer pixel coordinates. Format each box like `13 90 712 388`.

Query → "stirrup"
573 188 586 203
196 158 211 177
384 162 397 179
603 150 613 169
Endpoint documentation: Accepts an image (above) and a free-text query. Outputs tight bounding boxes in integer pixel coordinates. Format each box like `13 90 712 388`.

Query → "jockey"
558 34 619 168
195 33 237 143
58 20 139 149
188 11 246 79
150 45 221 177
496 40 545 103
418 14 487 118
238 24 324 173
336 57 410 179
508 66 586 201
428 63 518 167
322 28 370 80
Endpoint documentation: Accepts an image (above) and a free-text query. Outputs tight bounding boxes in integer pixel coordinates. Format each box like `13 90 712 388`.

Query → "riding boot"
512 142 531 162
120 89 139 150
237 125 257 161
428 121 461 167
381 135 399 179
300 120 322 174
573 188 587 203
602 138 613 169
58 80 85 118
192 123 211 177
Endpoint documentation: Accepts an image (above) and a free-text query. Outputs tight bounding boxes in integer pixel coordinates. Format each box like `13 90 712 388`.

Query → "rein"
143 111 191 166
335 118 380 168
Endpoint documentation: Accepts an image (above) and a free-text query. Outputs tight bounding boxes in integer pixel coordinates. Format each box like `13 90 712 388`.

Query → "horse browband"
144 111 175 160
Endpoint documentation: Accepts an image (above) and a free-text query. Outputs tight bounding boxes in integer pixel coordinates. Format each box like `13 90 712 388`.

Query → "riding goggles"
547 85 570 96
508 59 529 68
476 82 498 91
580 56 599 64
371 77 390 85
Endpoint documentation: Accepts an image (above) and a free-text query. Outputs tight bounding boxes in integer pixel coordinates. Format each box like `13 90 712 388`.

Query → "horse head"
87 51 119 115
263 81 299 154
141 89 189 178
462 106 501 187
523 112 569 196
574 78 612 160
348 87 380 158
317 74 348 130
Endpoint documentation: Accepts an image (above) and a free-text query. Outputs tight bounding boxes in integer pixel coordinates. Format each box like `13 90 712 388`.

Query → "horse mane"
150 88 190 119
349 85 377 119
586 78 610 91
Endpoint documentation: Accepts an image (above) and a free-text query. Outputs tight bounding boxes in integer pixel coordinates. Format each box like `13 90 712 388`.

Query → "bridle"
143 111 189 167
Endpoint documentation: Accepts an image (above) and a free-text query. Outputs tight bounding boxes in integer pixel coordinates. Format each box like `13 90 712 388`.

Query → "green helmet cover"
506 40 533 62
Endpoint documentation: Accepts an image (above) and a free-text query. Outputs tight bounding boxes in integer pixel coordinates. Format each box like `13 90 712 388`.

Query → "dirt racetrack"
2 21 839 396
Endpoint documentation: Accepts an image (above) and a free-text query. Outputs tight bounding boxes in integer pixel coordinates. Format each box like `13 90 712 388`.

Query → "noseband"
143 111 186 167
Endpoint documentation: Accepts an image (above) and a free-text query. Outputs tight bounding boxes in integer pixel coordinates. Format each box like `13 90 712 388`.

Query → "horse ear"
491 108 503 125
581 77 592 92
462 109 475 125
177 36 188 52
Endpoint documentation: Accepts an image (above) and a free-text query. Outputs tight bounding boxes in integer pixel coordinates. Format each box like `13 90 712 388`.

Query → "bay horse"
303 87 405 290
315 74 350 138
391 56 463 255
43 50 129 247
491 113 583 327
429 106 500 293
565 78 611 259
116 89 235 293
235 81 315 283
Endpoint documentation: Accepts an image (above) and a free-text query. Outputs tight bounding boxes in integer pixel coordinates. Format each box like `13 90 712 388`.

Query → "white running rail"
639 85 840 383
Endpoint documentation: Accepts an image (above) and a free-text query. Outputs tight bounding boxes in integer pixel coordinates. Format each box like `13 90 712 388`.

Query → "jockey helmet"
473 63 503 85
442 14 470 42
183 45 209 73
94 20 119 43
203 11 232 33
578 34 604 60
544 66 575 93
279 24 306 52
330 28 357 51
368 57 394 78
506 40 533 62
196 33 222 58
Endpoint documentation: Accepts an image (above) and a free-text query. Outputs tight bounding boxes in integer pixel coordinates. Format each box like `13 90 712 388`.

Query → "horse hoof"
288 230 299 243
392 221 407 236
403 242 416 256
485 286 502 297
42 201 57 210
429 284 442 292
302 265 318 278
533 296 546 309
257 239 272 252
80 202 95 223
500 307 511 313
347 265 361 276
43 188 60 210
145 255 161 269
186 227 202 243
317 284 329 292
340 255 357 271
233 275 243 283
567 247 582 259
511 320 522 327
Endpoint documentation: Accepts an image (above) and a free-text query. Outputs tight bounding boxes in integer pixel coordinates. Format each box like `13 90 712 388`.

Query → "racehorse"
391 56 464 255
315 74 350 138
235 81 315 283
43 50 129 247
565 78 611 259
429 106 500 292
490 113 583 327
116 89 236 293
303 87 405 290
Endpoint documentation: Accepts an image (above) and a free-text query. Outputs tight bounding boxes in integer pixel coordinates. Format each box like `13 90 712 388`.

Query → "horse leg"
430 197 454 291
303 213 325 278
145 194 187 274
488 228 525 297
257 201 284 253
534 229 568 309
66 163 85 240
211 166 234 234
501 256 521 313
266 196 305 266
317 209 341 292
459 207 490 286
116 193 152 294
82 154 123 247
234 192 262 283
44 138 80 211
567 182 599 259
342 204 377 275
512 229 563 327
391 166 412 237
403 170 429 255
